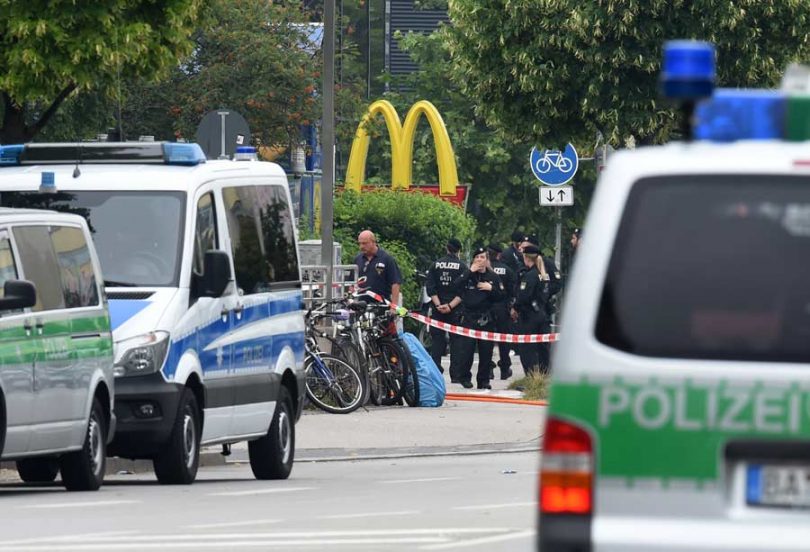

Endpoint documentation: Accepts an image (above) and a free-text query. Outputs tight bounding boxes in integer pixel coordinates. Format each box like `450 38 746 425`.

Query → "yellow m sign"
344 100 458 196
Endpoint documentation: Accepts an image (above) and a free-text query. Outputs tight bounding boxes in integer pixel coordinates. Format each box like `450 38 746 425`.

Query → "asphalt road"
0 451 538 551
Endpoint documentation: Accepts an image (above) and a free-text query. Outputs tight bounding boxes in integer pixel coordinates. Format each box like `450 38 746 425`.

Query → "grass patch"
508 373 549 401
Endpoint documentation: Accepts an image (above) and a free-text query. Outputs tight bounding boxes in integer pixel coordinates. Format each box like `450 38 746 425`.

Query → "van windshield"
0 191 186 287
596 175 810 363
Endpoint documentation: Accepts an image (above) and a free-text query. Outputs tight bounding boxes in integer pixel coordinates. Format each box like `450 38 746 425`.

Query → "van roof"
0 207 86 225
0 159 287 192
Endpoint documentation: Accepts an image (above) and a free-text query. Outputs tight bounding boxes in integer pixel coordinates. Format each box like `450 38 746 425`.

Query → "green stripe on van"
548 379 810 481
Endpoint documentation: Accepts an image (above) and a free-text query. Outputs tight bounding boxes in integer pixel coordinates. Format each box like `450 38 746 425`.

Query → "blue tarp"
401 332 445 407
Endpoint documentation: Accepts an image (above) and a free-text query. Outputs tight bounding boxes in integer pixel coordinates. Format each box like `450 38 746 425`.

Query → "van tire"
16 457 60 483
153 388 200 485
60 399 106 491
249 386 294 480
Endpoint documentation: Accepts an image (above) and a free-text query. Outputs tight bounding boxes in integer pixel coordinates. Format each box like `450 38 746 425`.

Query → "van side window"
50 225 100 308
12 226 65 312
222 185 300 294
0 235 18 299
258 186 300 283
193 192 218 276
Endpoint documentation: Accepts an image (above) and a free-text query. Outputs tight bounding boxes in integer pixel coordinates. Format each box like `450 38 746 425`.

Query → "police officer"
453 245 503 389
501 230 525 274
425 238 466 377
511 244 551 375
487 243 515 380
520 235 561 372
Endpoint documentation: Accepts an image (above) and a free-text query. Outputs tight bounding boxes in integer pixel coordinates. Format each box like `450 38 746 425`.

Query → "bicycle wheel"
368 350 402 406
335 336 369 405
381 338 419 407
305 354 364 414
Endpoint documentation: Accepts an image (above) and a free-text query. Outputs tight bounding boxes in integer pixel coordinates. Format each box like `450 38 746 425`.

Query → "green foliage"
0 0 202 143
443 0 810 147
508 372 549 401
333 189 476 306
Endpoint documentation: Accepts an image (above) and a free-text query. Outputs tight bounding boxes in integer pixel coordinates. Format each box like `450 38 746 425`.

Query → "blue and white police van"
0 142 305 484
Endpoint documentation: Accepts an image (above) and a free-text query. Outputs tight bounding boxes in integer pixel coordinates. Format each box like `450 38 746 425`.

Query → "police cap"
447 238 462 253
487 242 502 254
522 234 539 246
522 244 540 255
472 245 487 257
511 230 524 243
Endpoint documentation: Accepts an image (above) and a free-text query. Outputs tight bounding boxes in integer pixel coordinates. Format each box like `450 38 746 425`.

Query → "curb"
444 393 547 406
293 446 538 462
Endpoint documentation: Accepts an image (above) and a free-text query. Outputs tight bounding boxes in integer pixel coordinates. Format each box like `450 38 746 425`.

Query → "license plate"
747 464 810 508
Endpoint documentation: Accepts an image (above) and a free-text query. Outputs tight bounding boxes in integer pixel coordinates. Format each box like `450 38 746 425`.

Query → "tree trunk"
0 84 77 144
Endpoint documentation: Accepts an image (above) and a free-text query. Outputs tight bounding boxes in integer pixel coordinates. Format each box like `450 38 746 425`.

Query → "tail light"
540 416 593 514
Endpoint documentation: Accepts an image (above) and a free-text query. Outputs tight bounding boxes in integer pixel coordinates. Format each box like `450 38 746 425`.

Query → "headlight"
114 331 170 378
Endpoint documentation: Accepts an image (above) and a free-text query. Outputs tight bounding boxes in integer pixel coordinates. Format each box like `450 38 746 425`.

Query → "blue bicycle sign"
530 143 579 186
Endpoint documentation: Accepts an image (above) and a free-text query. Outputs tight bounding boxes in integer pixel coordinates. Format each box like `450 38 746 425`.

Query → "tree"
0 0 202 143
168 1 322 148
443 0 810 148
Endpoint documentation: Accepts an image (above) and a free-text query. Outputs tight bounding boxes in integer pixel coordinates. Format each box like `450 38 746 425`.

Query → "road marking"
2 532 137 546
316 510 420 520
452 501 534 511
420 529 536 550
380 477 462 484
20 500 139 510
183 519 283 530
208 486 315 497
0 537 450 550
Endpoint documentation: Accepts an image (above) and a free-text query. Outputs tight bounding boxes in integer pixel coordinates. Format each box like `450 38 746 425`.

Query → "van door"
190 191 235 443
49 224 109 449
0 230 35 456
221 183 301 436
12 225 75 452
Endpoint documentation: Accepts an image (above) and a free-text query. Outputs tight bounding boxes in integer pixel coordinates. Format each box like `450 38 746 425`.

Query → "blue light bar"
234 146 258 161
695 89 785 142
0 144 25 166
162 143 206 166
661 40 716 100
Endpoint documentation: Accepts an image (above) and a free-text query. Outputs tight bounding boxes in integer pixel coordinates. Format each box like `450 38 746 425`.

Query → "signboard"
540 185 574 206
195 109 251 160
530 143 579 186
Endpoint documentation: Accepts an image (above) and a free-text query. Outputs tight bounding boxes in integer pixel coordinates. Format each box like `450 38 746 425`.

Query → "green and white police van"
540 42 810 551
0 209 114 491
0 142 305 485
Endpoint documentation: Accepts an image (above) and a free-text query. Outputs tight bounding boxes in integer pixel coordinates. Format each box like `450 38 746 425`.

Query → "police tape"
358 291 560 344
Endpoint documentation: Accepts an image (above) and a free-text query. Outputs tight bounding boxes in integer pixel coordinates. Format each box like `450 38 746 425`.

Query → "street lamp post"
321 0 335 301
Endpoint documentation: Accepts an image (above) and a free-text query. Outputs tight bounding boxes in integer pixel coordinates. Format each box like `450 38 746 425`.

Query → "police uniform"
537 255 561 371
514 245 551 374
501 230 525 274
453 246 503 389
425 240 467 376
354 247 402 302
488 243 516 379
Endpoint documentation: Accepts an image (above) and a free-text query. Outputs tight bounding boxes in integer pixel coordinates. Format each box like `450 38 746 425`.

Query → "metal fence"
301 264 358 310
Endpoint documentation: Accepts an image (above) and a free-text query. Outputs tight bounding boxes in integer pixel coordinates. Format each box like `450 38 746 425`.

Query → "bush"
334 189 476 308
508 373 549 401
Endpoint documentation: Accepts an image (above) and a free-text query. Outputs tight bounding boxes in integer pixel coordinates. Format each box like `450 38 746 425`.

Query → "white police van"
541 42 810 550
0 142 305 484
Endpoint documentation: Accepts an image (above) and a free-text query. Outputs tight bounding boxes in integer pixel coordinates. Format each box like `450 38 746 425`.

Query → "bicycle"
351 298 420 407
535 150 573 174
303 307 365 414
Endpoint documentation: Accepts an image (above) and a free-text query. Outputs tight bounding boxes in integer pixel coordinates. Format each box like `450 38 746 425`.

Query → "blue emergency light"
162 143 207 165
0 145 24 166
661 40 716 100
234 146 258 161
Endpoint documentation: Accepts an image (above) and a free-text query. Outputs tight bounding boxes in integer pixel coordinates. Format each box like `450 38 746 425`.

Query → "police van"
541 42 810 550
0 142 305 484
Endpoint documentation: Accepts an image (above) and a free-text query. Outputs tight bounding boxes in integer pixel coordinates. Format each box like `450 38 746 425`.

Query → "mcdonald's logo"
345 100 458 196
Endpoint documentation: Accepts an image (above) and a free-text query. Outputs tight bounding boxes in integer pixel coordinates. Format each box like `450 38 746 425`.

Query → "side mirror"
200 250 231 298
0 280 36 310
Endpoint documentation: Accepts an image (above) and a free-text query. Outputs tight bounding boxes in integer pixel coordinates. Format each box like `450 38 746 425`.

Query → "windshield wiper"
103 280 139 287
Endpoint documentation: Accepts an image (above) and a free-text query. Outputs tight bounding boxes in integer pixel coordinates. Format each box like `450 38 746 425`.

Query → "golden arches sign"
345 100 458 196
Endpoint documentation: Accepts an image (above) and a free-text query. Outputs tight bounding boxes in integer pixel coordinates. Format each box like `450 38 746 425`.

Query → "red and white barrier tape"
356 290 560 344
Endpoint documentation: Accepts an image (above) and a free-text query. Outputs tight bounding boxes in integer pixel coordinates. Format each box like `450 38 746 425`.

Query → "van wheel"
249 386 294 480
60 399 106 491
153 388 200 485
16 457 59 483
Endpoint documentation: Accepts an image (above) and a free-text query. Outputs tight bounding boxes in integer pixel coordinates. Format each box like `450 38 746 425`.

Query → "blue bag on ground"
401 332 446 407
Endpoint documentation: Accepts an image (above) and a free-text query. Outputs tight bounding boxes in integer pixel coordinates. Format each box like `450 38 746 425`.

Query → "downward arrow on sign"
546 191 554 202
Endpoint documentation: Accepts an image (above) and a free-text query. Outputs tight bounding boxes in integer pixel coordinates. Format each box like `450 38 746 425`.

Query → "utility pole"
320 0 335 301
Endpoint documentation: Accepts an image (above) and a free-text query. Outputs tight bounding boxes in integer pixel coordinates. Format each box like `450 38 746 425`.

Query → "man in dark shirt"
501 230 525 274
354 230 402 304
425 238 466 376
488 243 515 380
